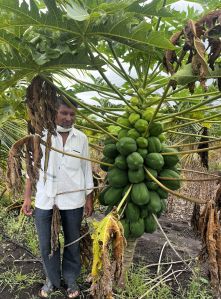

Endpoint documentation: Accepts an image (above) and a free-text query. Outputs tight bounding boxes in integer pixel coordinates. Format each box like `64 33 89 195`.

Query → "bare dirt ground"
0 197 203 299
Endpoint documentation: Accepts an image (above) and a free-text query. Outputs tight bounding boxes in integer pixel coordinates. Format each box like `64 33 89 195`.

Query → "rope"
64 230 91 248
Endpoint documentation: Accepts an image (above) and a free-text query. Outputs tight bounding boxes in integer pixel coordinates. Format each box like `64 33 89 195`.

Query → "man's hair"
55 94 78 110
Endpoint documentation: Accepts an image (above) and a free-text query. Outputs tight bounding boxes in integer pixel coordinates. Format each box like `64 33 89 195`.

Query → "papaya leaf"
0 48 37 70
0 0 175 52
127 0 173 17
90 211 125 298
0 30 29 57
173 64 197 85
0 70 35 93
147 31 177 50
42 52 105 70
66 1 89 21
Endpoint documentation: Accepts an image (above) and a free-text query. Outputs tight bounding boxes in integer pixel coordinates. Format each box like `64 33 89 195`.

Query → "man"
22 96 94 298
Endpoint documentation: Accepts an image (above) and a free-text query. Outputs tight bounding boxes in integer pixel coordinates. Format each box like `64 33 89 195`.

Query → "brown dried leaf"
33 135 42 183
199 200 221 296
198 10 221 28
6 135 42 195
90 211 125 298
187 81 195 94
6 136 31 194
165 9 221 93
208 38 221 70
26 76 57 136
163 31 183 74
206 203 219 290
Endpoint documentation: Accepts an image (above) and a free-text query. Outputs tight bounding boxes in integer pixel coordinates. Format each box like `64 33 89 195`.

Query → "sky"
171 0 203 12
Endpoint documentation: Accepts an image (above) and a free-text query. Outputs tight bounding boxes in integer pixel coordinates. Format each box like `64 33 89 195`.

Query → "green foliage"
0 267 42 294
183 268 213 299
0 208 40 256
115 264 212 299
0 87 27 171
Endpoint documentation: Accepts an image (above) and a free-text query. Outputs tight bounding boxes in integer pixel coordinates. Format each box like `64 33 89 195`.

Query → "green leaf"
89 14 176 51
0 30 29 56
42 52 105 70
146 31 176 50
0 0 175 52
173 64 197 85
66 1 89 21
127 0 173 17
0 70 35 93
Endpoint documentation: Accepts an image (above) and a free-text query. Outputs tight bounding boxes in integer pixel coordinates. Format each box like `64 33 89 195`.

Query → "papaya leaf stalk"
162 144 221 156
59 70 122 101
107 41 145 103
144 167 206 204
168 130 218 139
156 94 221 122
166 112 221 131
86 44 139 113
40 139 114 167
116 185 133 213
168 137 221 148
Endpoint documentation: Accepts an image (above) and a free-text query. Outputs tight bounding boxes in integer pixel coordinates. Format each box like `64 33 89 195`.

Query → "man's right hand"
22 198 33 216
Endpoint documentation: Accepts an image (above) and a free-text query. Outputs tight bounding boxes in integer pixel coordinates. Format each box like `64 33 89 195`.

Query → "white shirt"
35 127 94 210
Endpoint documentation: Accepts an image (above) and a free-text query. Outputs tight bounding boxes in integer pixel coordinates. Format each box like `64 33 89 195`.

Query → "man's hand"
84 193 93 217
22 198 33 216
23 178 32 216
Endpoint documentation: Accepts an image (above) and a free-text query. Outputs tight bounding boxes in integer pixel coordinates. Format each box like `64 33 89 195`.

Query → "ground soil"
0 197 204 299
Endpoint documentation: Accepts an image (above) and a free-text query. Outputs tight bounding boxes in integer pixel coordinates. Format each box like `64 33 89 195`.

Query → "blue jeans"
34 207 83 288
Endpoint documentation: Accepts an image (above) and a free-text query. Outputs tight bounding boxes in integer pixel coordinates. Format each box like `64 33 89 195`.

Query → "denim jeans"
34 207 83 288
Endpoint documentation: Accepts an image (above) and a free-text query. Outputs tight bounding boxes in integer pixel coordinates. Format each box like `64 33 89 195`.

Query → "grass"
0 266 42 294
0 207 40 256
114 264 212 299
115 264 173 299
184 269 213 299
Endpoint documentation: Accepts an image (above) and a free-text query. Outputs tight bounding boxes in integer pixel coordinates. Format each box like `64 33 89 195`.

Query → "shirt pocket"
64 146 82 170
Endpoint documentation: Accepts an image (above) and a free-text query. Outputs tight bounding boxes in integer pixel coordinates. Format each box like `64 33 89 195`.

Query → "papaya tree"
1 0 221 297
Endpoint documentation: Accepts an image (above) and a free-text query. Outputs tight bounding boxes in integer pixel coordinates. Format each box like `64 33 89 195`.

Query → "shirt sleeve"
81 136 94 195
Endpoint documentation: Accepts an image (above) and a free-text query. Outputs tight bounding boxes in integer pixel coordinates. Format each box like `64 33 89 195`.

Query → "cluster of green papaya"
99 102 181 239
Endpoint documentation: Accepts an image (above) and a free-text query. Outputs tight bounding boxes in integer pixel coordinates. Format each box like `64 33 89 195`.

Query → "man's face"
55 104 76 128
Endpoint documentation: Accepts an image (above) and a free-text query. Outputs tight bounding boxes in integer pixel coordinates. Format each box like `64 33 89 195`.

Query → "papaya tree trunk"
118 238 137 288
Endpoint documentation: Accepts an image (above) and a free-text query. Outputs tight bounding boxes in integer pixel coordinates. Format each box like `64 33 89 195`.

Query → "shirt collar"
67 126 77 137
